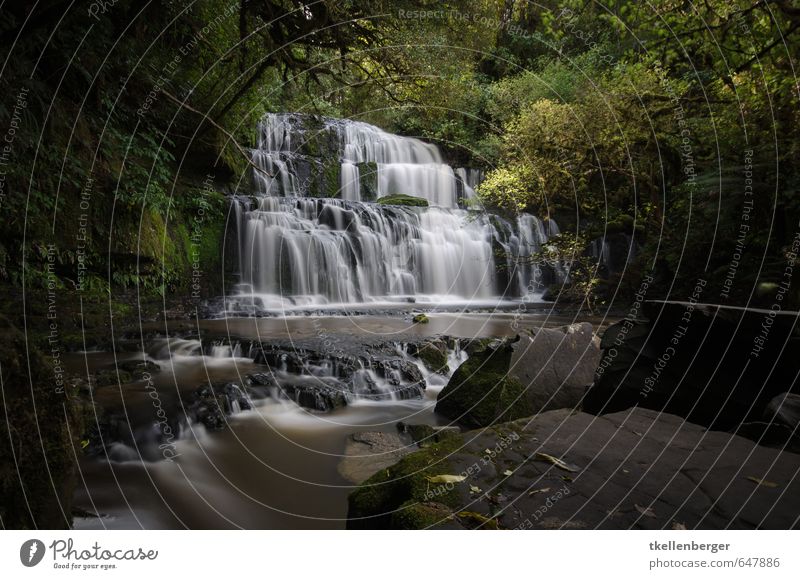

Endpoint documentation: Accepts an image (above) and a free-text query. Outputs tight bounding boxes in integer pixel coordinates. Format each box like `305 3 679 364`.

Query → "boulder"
397 422 461 446
508 322 600 413
584 301 800 429
435 340 531 428
412 338 450 374
279 381 349 412
435 324 600 428
338 431 415 484
347 407 800 529
765 392 800 428
739 392 800 453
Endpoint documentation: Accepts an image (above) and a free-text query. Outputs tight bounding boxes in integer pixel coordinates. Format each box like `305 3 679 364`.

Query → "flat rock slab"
348 408 800 529
338 431 415 484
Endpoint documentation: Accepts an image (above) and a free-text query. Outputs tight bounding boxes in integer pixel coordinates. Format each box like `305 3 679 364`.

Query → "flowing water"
227 114 560 314
73 114 587 529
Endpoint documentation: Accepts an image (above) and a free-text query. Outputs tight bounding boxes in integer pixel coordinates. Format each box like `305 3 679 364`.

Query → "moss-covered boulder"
347 422 524 529
349 408 800 530
377 194 429 207
436 324 600 428
414 339 449 374
347 433 467 529
435 340 532 428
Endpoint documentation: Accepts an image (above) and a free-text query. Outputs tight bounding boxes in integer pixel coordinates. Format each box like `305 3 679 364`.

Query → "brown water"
71 312 613 529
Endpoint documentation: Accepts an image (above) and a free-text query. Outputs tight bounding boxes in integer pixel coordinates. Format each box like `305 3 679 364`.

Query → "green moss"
377 194 429 207
417 342 449 374
347 434 466 529
357 161 378 201
412 313 429 324
435 343 534 428
390 500 459 529
322 160 341 197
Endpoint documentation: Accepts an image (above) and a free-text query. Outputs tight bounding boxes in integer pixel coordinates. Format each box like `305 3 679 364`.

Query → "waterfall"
230 113 558 313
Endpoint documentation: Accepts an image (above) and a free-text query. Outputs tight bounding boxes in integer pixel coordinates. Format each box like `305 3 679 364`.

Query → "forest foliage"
0 0 797 308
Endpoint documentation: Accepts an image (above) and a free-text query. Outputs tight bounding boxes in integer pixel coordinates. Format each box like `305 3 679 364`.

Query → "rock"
764 392 800 428
397 422 461 445
118 359 160 378
435 339 532 428
412 313 429 324
377 194 429 207
584 301 800 429
413 339 450 374
738 392 800 453
93 368 133 387
188 382 252 430
278 381 349 412
347 407 800 529
250 341 426 410
338 431 415 484
509 322 600 413
435 324 600 428
356 161 378 201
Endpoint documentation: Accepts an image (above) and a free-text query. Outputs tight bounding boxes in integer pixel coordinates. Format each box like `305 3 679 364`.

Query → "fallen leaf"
534 452 580 472
503 469 514 476
528 487 551 495
746 476 778 488
635 504 657 518
426 474 466 484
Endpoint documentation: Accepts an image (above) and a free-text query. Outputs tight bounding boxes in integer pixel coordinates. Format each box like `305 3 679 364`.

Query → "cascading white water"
233 114 559 312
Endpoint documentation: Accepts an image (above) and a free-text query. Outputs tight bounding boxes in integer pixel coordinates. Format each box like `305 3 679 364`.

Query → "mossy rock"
347 433 466 529
390 500 463 529
321 160 341 197
93 369 133 387
435 341 534 428
357 161 378 201
416 341 449 374
377 194 429 207
398 422 461 446
412 313 429 324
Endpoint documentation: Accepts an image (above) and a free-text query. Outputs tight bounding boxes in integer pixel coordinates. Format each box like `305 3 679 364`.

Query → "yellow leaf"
534 452 579 472
746 476 778 488
635 504 657 518
426 474 466 484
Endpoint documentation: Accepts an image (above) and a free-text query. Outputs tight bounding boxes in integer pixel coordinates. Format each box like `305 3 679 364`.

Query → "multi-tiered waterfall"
229 114 558 313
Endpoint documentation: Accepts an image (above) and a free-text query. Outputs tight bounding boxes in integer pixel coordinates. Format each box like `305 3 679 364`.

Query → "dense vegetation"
0 0 798 527
2 0 797 309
